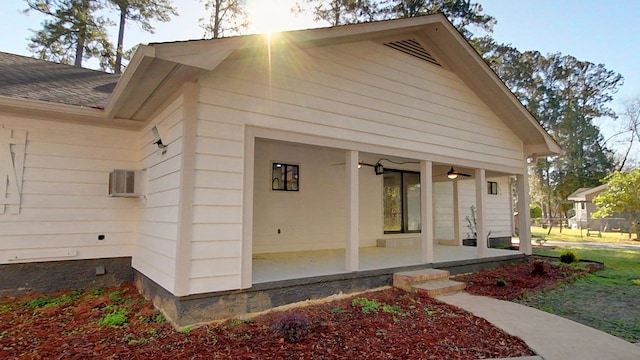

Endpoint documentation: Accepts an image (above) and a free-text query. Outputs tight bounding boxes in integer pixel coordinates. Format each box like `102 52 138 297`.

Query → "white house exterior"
0 15 561 326
567 184 608 229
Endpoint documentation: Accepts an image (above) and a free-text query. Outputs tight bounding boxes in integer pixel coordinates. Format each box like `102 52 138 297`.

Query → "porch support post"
517 171 532 255
345 150 359 271
420 161 434 263
475 168 488 257
453 180 461 246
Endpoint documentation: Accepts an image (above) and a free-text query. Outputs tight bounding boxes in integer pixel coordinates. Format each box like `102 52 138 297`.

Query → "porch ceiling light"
447 166 471 179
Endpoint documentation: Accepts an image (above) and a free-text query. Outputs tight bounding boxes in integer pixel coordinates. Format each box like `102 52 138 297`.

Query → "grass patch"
531 226 638 243
523 247 640 342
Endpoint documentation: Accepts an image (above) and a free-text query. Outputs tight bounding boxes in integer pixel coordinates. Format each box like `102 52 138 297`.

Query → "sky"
1 0 639 144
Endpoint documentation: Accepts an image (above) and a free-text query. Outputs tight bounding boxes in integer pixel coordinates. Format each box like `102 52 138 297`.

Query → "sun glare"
247 0 299 34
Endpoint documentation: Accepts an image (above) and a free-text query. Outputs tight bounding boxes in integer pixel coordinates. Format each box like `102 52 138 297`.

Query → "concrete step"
393 268 450 292
412 279 466 296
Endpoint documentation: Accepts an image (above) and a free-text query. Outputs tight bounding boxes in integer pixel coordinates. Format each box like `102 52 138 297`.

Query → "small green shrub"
179 327 192 335
382 304 404 315
495 279 507 287
271 312 311 342
92 288 106 296
154 313 165 323
26 297 51 308
351 298 381 314
560 251 578 264
108 291 123 303
99 309 128 327
330 308 346 314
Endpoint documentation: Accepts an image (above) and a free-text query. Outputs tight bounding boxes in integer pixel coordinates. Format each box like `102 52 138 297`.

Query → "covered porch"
253 244 519 283
245 134 532 288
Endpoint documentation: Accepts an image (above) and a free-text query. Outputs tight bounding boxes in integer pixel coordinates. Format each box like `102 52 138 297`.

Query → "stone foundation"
136 253 527 328
0 257 133 297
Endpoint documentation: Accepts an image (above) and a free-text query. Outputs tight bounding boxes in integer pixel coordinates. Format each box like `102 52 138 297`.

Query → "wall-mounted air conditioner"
109 169 146 197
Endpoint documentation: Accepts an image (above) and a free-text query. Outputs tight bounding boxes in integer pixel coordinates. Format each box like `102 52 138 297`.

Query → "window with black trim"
272 163 299 191
487 181 498 195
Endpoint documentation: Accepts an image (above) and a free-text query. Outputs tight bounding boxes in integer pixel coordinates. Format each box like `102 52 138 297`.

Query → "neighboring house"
567 184 629 233
567 184 608 229
0 15 561 326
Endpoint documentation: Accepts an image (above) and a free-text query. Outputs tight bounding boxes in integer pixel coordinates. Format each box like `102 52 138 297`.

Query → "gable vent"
383 39 441 67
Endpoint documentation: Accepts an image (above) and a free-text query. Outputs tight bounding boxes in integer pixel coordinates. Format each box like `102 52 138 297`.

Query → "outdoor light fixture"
151 124 168 151
374 162 384 175
446 166 471 179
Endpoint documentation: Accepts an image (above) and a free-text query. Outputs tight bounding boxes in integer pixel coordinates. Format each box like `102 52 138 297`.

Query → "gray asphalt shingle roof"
0 52 119 109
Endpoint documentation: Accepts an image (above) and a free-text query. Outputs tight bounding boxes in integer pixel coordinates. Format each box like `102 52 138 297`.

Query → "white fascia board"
105 45 156 118
0 96 140 129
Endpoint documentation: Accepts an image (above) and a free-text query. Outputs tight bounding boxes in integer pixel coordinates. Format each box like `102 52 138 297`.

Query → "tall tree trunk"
115 4 127 74
74 0 90 67
213 0 221 38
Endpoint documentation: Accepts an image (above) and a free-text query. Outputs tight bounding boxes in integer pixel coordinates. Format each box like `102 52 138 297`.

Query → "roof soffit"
105 14 563 154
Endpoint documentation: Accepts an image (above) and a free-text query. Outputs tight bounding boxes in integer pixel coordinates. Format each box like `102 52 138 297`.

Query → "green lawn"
531 226 638 243
521 247 640 342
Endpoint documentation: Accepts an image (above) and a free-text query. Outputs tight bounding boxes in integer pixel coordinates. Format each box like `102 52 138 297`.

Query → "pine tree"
108 0 177 74
380 0 495 37
25 0 114 70
200 0 249 39
475 38 622 220
293 0 381 26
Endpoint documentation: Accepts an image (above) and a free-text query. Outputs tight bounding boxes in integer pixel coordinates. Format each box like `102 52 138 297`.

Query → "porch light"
447 166 471 179
374 162 384 175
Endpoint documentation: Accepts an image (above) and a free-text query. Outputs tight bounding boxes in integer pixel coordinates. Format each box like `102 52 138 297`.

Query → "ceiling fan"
446 166 472 179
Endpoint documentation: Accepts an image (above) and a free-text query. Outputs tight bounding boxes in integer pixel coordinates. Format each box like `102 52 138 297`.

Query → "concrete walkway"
437 292 640 360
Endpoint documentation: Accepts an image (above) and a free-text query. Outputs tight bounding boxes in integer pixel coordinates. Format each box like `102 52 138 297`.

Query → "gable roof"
0 15 563 157
0 52 118 108
109 14 561 157
568 184 608 201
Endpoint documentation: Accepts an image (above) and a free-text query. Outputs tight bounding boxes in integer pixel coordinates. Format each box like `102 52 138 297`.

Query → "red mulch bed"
0 258 596 359
453 256 604 301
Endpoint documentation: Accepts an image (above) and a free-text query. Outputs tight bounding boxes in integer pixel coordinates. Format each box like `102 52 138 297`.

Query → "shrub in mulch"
453 257 603 301
0 284 536 359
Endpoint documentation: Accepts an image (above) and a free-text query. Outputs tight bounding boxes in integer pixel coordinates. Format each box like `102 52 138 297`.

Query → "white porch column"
420 161 434 263
475 168 488 257
345 150 359 271
453 180 461 246
517 172 532 255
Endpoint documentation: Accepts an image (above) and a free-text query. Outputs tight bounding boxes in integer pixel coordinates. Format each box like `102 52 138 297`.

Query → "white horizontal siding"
485 177 513 238
133 94 185 293
199 40 524 170
457 177 512 240
434 182 455 240
0 115 138 265
252 141 346 254
185 105 246 293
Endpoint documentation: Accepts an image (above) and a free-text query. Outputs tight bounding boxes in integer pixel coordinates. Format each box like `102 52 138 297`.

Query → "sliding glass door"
383 170 421 233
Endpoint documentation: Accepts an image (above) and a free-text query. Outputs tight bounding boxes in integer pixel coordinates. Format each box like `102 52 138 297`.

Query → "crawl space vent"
383 39 442 67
